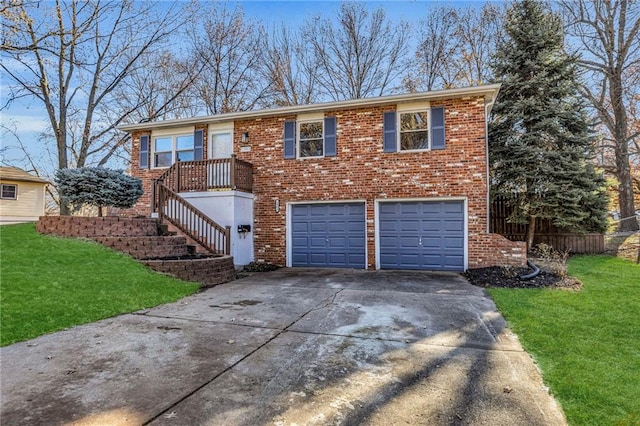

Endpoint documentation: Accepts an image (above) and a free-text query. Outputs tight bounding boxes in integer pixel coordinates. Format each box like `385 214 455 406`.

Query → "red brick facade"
127 91 525 270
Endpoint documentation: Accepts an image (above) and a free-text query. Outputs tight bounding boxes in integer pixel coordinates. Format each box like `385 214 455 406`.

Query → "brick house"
119 84 525 271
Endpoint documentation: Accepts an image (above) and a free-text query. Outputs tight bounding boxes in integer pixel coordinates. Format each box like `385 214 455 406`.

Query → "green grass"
488 255 640 426
1 223 199 346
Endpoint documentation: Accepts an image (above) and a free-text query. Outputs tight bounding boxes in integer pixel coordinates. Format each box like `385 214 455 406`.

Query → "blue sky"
0 0 489 172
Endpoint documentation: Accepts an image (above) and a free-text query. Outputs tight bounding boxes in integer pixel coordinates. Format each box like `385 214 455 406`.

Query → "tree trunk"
526 216 536 252
611 76 639 232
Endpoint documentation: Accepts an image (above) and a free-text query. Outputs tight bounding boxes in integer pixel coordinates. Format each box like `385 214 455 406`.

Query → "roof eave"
117 83 501 133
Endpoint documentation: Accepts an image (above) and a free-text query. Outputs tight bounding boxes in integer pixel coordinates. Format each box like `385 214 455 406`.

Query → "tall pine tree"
489 0 607 250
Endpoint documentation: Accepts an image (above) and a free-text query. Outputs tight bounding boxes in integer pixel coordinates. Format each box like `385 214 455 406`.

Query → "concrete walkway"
1 269 566 425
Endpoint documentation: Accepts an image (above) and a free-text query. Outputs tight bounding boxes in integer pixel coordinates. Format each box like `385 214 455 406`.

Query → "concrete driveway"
1 269 566 425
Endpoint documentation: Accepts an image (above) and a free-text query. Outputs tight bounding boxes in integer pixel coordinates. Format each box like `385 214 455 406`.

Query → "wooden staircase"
150 157 254 257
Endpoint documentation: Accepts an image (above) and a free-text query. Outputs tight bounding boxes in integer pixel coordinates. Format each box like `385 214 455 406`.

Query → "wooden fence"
490 197 605 254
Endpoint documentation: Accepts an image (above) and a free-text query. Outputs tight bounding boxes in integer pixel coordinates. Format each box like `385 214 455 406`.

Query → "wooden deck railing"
156 183 231 255
155 156 253 194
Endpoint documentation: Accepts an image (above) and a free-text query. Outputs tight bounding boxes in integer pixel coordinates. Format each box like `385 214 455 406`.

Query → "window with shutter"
384 106 446 152
139 135 150 169
283 116 337 159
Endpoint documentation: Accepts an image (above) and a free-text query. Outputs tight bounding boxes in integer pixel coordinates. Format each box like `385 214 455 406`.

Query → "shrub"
55 167 143 216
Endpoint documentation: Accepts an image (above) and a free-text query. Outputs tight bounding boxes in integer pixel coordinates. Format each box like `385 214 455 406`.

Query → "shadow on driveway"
1 269 566 425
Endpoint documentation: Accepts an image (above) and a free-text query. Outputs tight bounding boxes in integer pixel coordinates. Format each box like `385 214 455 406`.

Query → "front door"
210 132 233 159
209 132 233 188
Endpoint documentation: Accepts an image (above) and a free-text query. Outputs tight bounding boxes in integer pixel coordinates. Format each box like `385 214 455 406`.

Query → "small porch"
152 157 254 265
153 156 253 198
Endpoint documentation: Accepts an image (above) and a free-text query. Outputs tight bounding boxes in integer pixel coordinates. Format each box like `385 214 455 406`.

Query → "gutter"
118 83 502 132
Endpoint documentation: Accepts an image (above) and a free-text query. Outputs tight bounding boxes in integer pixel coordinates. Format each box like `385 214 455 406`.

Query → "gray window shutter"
139 135 149 169
431 106 445 150
324 116 337 157
194 129 204 160
284 120 296 159
383 111 397 152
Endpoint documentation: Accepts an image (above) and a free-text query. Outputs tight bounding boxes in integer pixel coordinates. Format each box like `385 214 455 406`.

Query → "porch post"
230 155 236 190
225 225 231 255
151 179 157 213
175 162 181 193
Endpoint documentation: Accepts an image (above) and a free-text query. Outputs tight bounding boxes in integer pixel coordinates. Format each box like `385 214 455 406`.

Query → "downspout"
484 92 498 234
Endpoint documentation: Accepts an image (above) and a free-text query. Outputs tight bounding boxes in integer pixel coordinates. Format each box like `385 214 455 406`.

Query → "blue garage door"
379 201 465 271
291 203 366 268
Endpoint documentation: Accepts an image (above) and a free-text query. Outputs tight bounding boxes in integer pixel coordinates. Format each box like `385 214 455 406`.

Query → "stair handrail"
156 182 231 255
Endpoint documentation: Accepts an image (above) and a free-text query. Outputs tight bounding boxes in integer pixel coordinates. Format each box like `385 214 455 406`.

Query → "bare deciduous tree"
405 3 504 92
101 50 204 166
562 0 640 231
455 3 504 87
403 7 459 92
259 24 319 106
187 3 269 114
303 2 410 101
1 0 187 213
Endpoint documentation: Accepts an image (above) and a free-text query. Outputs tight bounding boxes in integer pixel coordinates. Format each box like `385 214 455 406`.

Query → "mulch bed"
464 265 582 290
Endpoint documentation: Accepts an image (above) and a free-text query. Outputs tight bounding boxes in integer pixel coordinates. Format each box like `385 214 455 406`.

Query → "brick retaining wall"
471 234 527 269
37 216 236 287
37 216 159 237
93 236 190 260
142 257 236 287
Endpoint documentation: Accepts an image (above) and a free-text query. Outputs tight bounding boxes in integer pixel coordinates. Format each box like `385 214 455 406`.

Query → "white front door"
210 132 233 159
209 132 233 188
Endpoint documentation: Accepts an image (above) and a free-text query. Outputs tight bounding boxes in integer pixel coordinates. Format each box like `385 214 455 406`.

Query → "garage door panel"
292 236 308 246
398 220 420 232
443 237 464 249
379 203 399 215
379 221 399 233
291 203 366 268
379 201 465 271
421 237 442 249
422 220 441 231
444 202 464 214
309 236 328 248
292 222 309 232
348 237 365 247
329 237 346 248
398 237 420 248
444 219 464 231
309 221 328 232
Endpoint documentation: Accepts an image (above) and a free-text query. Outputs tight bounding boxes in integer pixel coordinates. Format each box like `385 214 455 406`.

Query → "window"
383 106 445 153
298 120 324 158
153 134 194 168
176 135 195 162
399 111 430 151
284 117 336 159
1 184 17 200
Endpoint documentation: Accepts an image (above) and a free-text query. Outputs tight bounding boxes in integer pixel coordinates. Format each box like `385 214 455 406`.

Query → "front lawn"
488 255 639 425
0 223 199 346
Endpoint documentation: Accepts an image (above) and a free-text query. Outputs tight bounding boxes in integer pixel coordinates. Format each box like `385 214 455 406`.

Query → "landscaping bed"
465 261 581 290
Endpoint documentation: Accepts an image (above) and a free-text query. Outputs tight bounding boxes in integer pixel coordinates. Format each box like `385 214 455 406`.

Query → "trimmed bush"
55 167 143 216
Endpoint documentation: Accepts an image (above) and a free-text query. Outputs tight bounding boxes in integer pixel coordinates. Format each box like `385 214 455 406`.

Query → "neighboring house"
0 167 49 224
120 84 525 271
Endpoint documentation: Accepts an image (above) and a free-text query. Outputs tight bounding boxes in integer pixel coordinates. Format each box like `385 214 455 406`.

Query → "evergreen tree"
489 0 608 250
56 168 143 217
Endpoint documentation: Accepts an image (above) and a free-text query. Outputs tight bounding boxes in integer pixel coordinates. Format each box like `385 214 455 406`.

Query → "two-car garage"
289 200 466 271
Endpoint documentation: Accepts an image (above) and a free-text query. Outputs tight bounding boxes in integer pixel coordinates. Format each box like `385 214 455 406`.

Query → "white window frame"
0 184 17 200
397 108 431 152
151 133 194 168
297 119 324 159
